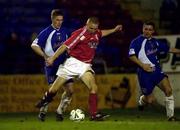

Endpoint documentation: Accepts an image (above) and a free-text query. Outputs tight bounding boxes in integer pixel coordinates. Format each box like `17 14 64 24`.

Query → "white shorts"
56 57 94 80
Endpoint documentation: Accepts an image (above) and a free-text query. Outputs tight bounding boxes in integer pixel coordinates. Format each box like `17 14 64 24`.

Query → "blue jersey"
128 35 170 95
129 35 170 70
32 25 71 84
33 25 70 66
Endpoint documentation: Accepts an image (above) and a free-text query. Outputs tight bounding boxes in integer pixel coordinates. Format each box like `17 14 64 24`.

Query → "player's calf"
36 91 56 108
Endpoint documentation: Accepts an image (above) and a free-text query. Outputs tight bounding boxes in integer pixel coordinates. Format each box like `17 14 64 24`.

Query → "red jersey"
64 26 102 63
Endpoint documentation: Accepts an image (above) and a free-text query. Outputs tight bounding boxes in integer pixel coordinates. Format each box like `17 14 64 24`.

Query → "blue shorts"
44 64 58 84
137 67 167 95
44 53 73 85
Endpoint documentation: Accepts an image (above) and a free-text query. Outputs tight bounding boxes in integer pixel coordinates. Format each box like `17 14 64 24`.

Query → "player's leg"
80 71 109 121
36 76 67 108
81 71 97 117
137 70 155 111
38 83 55 121
38 105 48 121
138 94 156 110
158 77 176 121
139 95 146 107
38 65 56 121
139 93 155 104
56 81 73 121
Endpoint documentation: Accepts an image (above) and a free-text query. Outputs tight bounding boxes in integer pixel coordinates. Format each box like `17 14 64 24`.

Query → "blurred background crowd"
0 0 180 74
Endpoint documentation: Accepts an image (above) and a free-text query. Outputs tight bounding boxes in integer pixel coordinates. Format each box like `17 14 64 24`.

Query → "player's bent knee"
92 85 98 92
163 87 172 96
147 99 153 104
165 90 172 97
90 87 98 93
145 96 154 104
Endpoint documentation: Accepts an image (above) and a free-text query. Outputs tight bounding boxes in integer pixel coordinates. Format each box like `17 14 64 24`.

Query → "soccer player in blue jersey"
128 21 180 121
31 9 73 121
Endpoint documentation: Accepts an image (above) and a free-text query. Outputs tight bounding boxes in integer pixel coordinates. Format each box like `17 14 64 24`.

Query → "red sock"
89 93 97 117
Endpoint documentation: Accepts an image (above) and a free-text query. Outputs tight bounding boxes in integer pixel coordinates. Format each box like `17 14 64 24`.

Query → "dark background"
0 0 179 74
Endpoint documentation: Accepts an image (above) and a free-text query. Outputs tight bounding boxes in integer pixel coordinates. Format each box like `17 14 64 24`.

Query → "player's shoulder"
151 37 159 42
76 27 84 32
96 29 102 36
150 37 160 46
95 29 101 33
71 27 84 35
131 35 144 44
39 25 54 35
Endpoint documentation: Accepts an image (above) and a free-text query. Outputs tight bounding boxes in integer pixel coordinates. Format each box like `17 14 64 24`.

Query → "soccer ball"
69 109 85 121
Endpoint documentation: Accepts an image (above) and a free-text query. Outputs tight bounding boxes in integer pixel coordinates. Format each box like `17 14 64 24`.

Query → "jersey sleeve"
128 40 138 57
156 40 170 54
32 29 48 48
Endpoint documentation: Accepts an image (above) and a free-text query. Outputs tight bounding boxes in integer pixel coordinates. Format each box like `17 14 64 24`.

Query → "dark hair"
143 21 155 29
51 9 64 19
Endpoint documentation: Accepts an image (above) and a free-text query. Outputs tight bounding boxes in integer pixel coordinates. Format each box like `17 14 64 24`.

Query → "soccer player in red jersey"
36 17 122 121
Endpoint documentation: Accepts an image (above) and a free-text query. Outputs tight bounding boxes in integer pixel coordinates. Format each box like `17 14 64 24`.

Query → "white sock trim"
56 97 72 114
139 95 145 106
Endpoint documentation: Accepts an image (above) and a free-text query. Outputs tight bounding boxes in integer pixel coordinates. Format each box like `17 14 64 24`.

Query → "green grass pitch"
0 108 180 130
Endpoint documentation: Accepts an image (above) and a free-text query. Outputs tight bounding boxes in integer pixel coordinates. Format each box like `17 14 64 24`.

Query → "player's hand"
114 25 123 32
142 64 154 72
46 57 54 66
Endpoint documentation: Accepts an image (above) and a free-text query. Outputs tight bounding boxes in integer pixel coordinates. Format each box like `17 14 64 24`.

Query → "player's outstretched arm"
46 44 67 66
101 25 122 37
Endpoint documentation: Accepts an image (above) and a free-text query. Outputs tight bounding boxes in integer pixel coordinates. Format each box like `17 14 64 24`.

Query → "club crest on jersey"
88 42 98 48
56 33 61 42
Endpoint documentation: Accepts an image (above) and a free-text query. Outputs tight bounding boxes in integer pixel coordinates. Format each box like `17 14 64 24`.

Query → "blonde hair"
86 17 99 25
